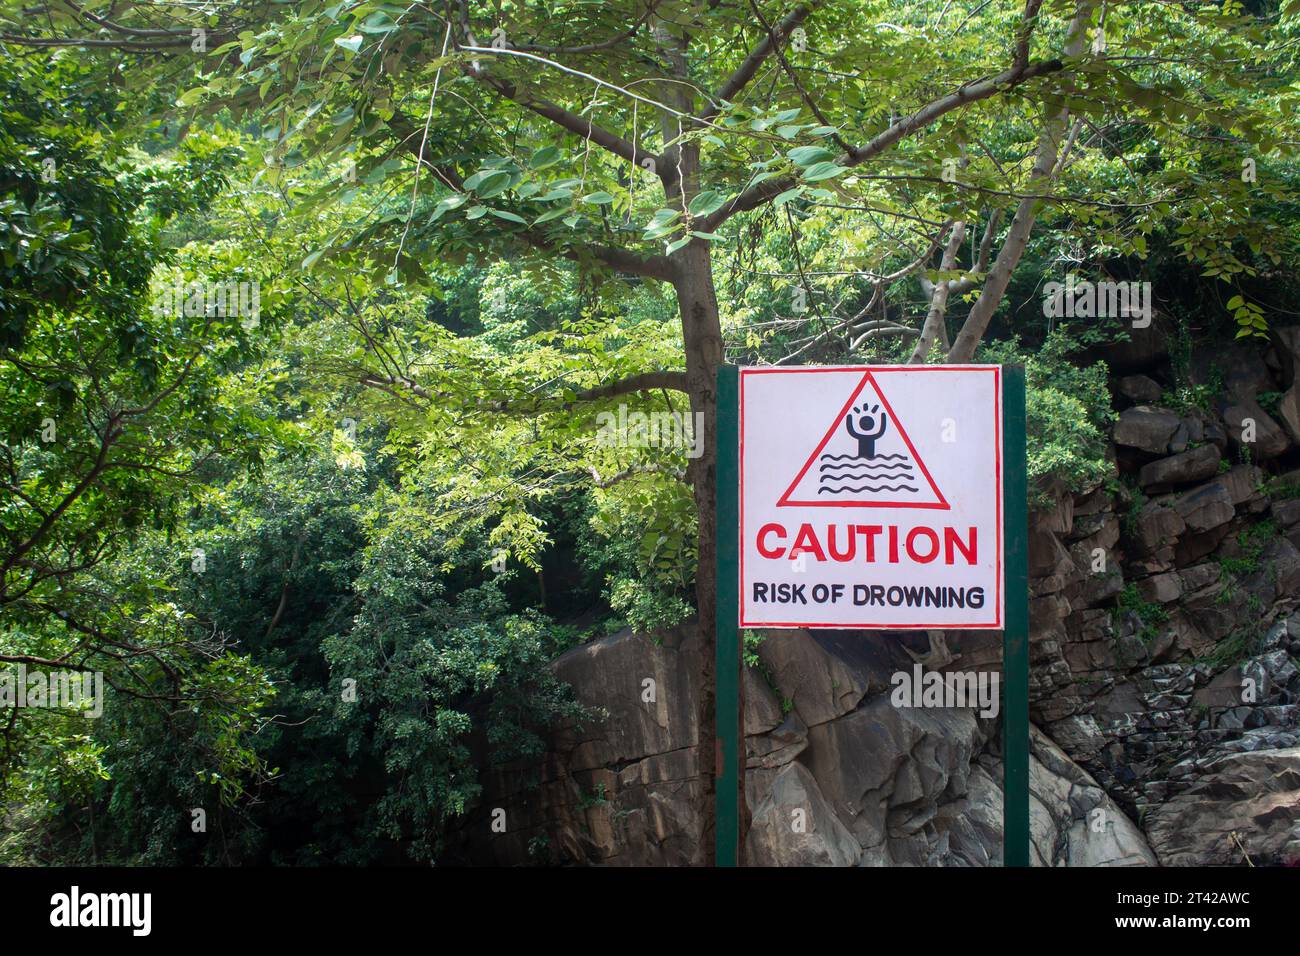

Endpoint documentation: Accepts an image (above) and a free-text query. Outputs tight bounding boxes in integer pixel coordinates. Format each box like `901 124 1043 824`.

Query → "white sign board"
738 365 1004 630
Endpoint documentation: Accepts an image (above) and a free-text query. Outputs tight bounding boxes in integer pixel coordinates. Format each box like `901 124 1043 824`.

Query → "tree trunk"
672 237 747 863
910 222 965 364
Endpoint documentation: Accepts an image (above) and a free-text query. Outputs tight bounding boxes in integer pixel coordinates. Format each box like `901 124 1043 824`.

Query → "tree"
0 55 286 828
2 0 1293 860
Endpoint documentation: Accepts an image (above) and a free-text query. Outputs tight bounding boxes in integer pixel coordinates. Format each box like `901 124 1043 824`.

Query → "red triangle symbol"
777 370 950 509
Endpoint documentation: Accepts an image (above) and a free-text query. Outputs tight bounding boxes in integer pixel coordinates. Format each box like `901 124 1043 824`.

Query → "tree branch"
909 221 967 363
947 0 1096 362
699 56 1062 232
467 66 663 172
570 371 689 402
384 113 673 281
701 3 817 122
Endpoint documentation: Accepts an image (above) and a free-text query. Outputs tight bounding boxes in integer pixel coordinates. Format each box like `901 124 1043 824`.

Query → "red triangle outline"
776 370 950 509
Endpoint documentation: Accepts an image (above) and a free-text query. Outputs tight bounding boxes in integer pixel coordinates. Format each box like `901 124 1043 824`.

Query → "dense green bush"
980 329 1117 507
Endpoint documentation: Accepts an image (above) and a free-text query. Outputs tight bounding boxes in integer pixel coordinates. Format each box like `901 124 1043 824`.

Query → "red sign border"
738 365 1003 630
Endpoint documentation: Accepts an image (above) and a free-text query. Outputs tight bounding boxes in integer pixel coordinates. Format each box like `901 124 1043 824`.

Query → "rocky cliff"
448 326 1300 866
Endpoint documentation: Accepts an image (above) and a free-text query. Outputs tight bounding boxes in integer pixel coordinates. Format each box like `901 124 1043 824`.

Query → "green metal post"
715 363 741 867
1002 365 1030 867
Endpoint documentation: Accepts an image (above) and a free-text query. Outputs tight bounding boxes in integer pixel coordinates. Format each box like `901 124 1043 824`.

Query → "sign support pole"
715 363 741 867
1001 365 1030 867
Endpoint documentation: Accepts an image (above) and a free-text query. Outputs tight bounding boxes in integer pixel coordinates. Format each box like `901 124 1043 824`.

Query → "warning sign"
739 365 1003 630
778 370 947 508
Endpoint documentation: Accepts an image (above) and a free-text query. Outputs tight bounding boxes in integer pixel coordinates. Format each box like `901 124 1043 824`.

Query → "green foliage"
1218 520 1279 579
979 328 1116 505
1114 583 1169 646
1201 626 1261 672
1262 475 1300 500
1163 321 1225 414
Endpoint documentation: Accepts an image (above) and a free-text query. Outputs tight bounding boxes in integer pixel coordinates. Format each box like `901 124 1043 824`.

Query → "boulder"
1097 322 1169 375
1221 401 1292 460
1216 464 1267 509
1113 406 1182 454
1199 342 1275 403
1117 374 1163 404
1271 325 1300 383
1172 482 1235 533
1137 445 1221 489
1137 571 1182 604
1144 747 1300 866
1131 501 1186 553
1273 497 1300 530
1277 385 1300 445
1263 537 1300 598
744 761 861 866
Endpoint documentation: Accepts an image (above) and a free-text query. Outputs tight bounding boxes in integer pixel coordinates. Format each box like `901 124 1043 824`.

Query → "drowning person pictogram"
777 371 948 509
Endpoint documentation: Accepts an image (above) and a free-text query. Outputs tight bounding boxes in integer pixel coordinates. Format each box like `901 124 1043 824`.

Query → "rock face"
746 761 860 866
448 626 1154 867
1144 747 1300 866
1014 329 1300 867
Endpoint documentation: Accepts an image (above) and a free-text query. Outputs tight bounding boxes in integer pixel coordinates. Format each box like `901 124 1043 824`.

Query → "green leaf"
1226 295 1244 309
428 194 467 221
773 187 805 206
333 35 363 53
488 209 528 224
687 191 727 216
474 171 513 198
582 191 615 205
665 236 692 254
642 208 681 239
529 146 562 170
359 13 398 34
801 161 848 182
788 145 835 167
